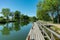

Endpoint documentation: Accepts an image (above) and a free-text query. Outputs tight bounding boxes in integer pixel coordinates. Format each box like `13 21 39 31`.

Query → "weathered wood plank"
26 22 45 40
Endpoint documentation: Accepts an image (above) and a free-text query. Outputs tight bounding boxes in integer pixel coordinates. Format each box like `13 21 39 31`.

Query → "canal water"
0 22 32 40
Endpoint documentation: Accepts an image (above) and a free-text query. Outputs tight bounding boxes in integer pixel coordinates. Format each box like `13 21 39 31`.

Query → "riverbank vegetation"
37 0 60 24
0 8 37 23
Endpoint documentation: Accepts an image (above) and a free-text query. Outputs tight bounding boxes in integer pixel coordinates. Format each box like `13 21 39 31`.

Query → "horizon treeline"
0 8 37 22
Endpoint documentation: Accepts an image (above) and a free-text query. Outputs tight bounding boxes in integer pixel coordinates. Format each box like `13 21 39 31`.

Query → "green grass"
50 26 60 34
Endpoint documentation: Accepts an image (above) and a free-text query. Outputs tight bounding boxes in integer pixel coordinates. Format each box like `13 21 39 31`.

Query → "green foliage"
0 8 37 22
44 0 60 23
14 11 20 21
37 7 51 21
29 16 37 22
14 22 20 31
9 12 14 21
0 17 4 21
37 0 51 21
2 27 10 35
37 0 60 23
0 17 7 23
2 8 10 16
20 21 29 26
2 8 10 20
20 14 30 22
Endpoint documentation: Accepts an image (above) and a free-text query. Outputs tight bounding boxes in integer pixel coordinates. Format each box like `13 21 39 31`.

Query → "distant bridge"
26 20 60 40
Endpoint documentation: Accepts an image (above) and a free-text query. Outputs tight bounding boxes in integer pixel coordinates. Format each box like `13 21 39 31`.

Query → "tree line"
37 0 60 23
0 8 37 23
20 14 37 22
0 8 21 22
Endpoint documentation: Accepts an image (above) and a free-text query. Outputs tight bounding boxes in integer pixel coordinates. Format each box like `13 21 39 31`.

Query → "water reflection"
0 21 29 35
0 21 32 40
2 27 10 35
20 21 29 26
14 22 20 31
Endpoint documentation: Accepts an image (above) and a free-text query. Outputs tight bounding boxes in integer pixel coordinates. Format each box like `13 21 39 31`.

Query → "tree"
20 14 29 22
14 11 20 21
44 0 60 23
37 0 51 21
2 8 10 20
37 0 60 23
37 9 51 21
9 12 14 21
37 1 51 21
30 16 37 22
20 14 24 21
23 15 29 21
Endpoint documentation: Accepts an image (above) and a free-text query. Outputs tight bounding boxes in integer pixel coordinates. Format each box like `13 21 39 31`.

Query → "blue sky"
0 0 39 17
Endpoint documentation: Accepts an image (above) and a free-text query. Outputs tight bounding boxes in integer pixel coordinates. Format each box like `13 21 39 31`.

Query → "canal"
0 22 32 40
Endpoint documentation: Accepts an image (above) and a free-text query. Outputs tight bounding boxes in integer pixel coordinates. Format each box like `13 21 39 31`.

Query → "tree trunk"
51 11 54 23
57 7 59 23
7 16 8 20
12 16 13 21
7 15 9 22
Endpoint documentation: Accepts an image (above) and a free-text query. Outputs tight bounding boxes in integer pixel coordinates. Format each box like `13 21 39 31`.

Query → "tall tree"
14 11 20 21
37 1 51 21
20 14 29 22
37 0 60 23
9 12 14 21
44 0 60 23
2 8 10 20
